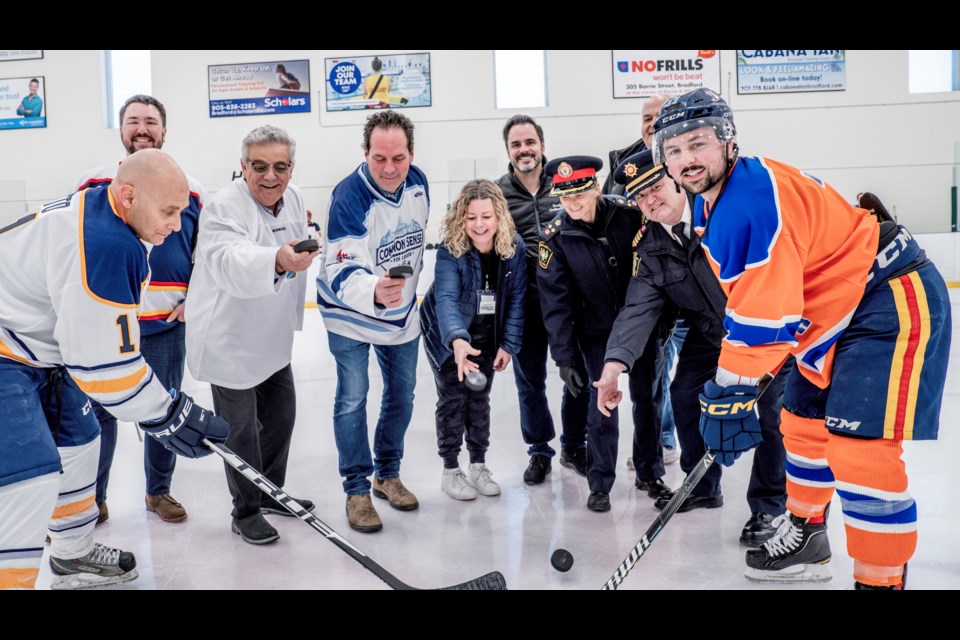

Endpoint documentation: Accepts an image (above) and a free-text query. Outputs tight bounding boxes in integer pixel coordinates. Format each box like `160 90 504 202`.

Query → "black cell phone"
388 265 414 279
293 239 318 253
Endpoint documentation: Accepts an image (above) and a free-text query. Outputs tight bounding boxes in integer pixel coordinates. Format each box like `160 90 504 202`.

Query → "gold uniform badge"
632 252 640 277
538 242 553 269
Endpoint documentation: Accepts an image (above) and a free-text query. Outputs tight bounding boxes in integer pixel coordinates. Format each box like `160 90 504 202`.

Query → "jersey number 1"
116 315 135 354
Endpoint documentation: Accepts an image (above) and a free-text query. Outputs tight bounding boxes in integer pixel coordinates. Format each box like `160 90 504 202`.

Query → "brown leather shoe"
145 494 188 523
96 501 109 526
346 494 383 533
371 477 419 511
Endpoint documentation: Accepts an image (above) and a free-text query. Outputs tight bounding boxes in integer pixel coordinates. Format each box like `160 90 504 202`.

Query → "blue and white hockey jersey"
317 164 430 345
0 188 174 422
74 162 206 336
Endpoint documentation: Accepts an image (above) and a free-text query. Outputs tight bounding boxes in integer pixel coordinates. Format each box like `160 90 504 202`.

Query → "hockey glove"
698 381 761 467
140 390 230 458
559 365 586 398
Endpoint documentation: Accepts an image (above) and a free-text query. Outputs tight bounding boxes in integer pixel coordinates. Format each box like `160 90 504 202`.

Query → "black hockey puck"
464 370 487 391
551 548 574 572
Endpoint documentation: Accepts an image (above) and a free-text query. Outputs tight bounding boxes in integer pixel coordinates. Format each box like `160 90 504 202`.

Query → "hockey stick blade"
601 370 781 590
204 439 507 590
601 450 716 590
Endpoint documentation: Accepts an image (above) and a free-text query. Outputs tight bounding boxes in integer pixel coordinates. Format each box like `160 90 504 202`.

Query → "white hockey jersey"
74 163 207 336
185 178 307 389
0 188 173 422
317 164 429 345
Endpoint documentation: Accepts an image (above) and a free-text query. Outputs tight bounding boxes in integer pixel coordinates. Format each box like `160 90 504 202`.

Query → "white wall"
2 50 959 244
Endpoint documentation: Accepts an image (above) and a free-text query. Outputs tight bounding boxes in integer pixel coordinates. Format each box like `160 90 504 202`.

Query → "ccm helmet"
653 89 736 164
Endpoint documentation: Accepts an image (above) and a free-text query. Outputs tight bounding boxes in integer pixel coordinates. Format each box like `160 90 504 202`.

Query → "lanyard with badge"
477 272 496 316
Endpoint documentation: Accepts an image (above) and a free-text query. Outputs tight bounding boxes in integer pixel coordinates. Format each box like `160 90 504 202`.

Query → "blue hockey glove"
140 391 229 458
698 381 761 467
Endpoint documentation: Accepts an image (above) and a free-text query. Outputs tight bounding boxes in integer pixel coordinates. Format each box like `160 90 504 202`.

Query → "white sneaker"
441 468 477 500
467 463 501 496
663 447 681 465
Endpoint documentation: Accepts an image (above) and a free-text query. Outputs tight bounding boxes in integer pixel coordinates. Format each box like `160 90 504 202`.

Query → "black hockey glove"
140 391 229 458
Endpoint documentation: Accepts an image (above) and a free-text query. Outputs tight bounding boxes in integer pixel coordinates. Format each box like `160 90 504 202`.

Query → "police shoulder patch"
538 241 554 269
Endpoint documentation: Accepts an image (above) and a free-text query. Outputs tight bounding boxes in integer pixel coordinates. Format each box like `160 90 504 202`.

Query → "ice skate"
744 511 832 583
50 542 138 590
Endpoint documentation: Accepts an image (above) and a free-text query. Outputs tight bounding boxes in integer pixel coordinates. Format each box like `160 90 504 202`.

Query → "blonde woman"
419 180 526 500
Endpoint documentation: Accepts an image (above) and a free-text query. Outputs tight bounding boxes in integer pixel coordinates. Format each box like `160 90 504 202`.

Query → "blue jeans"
328 332 420 496
660 320 687 450
95 324 184 502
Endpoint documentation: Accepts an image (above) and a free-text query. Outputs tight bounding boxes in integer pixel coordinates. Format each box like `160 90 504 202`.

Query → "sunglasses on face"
247 160 292 174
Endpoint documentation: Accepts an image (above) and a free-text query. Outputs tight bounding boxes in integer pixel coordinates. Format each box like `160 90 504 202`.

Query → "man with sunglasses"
187 124 318 545
75 94 207 526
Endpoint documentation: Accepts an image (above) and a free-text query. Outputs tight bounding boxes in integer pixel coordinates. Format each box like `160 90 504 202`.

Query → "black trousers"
628 331 667 483
427 352 495 469
211 364 297 519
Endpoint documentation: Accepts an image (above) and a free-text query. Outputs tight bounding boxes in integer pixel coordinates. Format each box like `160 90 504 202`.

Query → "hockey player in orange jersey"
651 89 950 589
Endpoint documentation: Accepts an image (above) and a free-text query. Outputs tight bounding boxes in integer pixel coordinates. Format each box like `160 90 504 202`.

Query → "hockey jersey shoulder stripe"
79 189 147 309
701 157 782 283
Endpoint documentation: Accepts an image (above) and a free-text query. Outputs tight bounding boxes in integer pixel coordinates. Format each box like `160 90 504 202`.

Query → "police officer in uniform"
594 150 791 543
538 156 670 512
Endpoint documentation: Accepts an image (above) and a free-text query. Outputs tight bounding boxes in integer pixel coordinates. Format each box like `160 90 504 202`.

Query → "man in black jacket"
601 95 668 197
495 115 589 485
594 150 790 543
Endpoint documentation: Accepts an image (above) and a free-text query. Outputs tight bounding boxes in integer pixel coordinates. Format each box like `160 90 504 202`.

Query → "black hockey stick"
204 439 507 590
601 371 779 590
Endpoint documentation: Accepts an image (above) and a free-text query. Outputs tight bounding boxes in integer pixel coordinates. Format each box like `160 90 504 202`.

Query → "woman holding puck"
420 180 526 500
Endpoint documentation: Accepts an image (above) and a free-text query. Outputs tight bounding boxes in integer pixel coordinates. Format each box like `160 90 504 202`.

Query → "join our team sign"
207 59 311 118
612 50 721 98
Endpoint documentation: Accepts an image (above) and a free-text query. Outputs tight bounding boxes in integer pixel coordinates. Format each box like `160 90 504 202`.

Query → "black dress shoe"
231 513 280 545
559 448 588 477
587 491 611 512
523 455 552 485
654 492 723 513
635 477 673 499
739 511 779 546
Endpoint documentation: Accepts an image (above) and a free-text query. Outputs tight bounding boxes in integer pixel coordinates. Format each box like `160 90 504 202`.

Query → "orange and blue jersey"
694 156 878 388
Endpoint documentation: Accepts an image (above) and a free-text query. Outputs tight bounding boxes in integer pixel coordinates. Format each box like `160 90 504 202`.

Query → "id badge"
477 290 496 315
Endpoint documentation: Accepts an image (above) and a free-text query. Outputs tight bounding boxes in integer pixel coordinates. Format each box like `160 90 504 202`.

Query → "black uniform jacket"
537 196 642 368
605 203 728 372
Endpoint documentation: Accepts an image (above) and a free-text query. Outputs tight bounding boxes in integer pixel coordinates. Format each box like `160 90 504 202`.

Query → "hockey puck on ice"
464 370 487 391
551 548 574 572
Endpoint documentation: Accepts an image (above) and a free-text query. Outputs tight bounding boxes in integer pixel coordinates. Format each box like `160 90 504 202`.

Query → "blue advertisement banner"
736 50 845 94
324 53 431 112
0 75 46 131
208 60 310 118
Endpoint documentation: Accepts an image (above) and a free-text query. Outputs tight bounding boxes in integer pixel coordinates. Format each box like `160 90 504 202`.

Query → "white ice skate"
50 542 139 590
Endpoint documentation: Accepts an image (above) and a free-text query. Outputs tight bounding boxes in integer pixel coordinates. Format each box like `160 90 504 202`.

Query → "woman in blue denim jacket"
420 179 526 500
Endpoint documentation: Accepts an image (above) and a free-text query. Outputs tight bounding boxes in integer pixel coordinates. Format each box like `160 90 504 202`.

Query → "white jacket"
186 178 306 389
